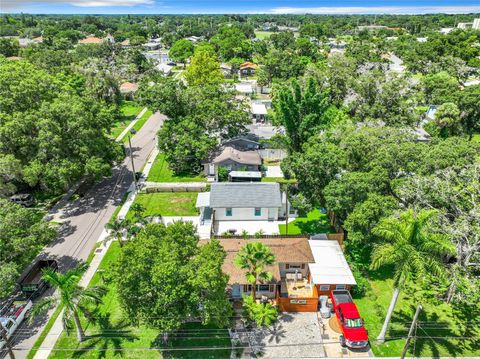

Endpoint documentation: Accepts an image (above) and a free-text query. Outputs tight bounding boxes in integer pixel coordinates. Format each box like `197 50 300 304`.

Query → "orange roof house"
78 36 104 45
119 82 139 94
239 61 258 71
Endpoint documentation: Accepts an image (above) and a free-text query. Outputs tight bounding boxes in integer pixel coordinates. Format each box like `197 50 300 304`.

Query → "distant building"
251 102 268 123
119 82 139 100
440 28 454 35
239 61 258 76
474 18 480 30
357 25 388 31
78 36 104 45
120 39 130 48
416 37 428 43
203 146 262 179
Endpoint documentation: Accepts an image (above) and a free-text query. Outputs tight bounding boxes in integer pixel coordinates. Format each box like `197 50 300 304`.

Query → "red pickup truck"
330 290 369 349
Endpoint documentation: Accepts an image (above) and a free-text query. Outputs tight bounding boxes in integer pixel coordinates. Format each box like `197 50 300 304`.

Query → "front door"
232 284 241 298
268 208 275 221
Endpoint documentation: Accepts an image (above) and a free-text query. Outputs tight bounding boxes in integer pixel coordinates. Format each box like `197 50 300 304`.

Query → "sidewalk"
115 107 148 142
32 128 160 359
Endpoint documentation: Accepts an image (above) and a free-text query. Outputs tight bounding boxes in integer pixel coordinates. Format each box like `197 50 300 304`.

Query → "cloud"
269 6 480 15
2 0 154 11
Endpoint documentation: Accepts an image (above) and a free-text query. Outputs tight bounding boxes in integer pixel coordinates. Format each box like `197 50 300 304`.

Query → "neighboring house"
186 36 202 43
119 82 139 99
120 39 130 48
239 62 258 75
204 237 356 312
143 41 161 50
203 146 262 179
222 136 261 151
196 182 290 222
220 63 233 77
78 36 104 45
105 33 115 43
234 82 254 95
251 102 268 123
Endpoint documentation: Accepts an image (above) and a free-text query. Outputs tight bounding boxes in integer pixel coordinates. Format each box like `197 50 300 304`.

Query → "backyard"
278 209 333 235
147 153 205 183
354 268 480 357
128 192 198 219
51 242 233 359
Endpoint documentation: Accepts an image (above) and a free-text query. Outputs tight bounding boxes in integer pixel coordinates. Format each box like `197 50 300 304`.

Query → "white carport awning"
251 103 267 115
195 192 210 208
308 240 357 285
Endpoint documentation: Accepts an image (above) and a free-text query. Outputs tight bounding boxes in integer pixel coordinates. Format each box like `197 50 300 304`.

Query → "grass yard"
354 268 480 357
254 31 274 39
110 101 143 140
148 153 205 183
278 209 333 235
52 242 232 359
128 192 198 219
472 133 480 143
261 177 296 183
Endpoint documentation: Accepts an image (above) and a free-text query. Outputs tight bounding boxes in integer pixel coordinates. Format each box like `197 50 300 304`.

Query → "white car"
0 300 32 349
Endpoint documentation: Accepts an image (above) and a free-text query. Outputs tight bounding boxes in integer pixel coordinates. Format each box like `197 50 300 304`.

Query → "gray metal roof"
210 183 282 208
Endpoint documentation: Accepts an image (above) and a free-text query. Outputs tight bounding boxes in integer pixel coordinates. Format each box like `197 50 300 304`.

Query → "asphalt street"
4 111 165 359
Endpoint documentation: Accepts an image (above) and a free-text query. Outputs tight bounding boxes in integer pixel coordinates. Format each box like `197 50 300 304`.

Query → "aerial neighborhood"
0 7 480 359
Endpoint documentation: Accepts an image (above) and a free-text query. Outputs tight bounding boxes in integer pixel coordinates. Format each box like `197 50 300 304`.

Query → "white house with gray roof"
196 183 295 231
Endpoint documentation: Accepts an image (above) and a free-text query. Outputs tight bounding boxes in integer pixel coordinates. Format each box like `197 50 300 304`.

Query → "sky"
2 0 480 15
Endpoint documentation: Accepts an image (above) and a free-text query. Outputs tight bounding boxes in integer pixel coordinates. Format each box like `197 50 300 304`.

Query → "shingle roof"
211 146 261 166
210 182 282 208
200 237 314 285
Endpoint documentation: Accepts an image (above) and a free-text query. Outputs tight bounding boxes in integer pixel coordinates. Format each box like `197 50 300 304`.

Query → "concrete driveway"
254 312 325 358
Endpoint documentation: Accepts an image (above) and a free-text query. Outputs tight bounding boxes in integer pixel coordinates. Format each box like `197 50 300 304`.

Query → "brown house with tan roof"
203 146 262 179
205 237 322 311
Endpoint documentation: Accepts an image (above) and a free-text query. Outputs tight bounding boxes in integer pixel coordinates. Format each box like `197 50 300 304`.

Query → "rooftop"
308 240 356 285
211 146 261 166
201 237 314 285
209 182 282 208
251 103 267 115
119 82 139 93
78 36 104 44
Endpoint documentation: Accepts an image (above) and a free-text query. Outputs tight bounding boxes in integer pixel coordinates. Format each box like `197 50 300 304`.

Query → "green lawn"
110 101 143 140
128 192 199 219
278 209 333 235
472 133 480 143
262 177 296 183
52 242 232 359
254 31 274 40
148 153 205 183
354 268 480 357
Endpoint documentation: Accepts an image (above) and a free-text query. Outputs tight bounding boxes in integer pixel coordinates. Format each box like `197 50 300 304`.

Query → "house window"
320 285 331 291
226 208 232 216
254 208 262 216
336 284 346 290
258 284 270 292
289 207 296 214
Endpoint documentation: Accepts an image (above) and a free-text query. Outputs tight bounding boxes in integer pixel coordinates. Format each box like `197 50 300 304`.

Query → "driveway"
266 165 284 178
254 312 325 358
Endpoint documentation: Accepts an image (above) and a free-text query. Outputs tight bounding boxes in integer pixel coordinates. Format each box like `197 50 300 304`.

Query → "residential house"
78 36 104 45
220 63 233 77
203 146 261 179
239 62 258 76
222 136 261 151
196 182 292 224
143 41 161 51
234 82 254 95
119 82 139 99
206 237 356 312
157 63 173 75
120 39 130 48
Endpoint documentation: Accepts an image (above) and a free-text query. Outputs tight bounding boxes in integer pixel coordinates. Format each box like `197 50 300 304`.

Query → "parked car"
330 290 369 349
9 193 34 207
0 300 32 350
19 260 58 300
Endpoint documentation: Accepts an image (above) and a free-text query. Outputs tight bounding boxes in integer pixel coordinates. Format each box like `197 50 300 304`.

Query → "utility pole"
0 321 15 359
401 304 422 359
285 183 289 235
128 135 138 191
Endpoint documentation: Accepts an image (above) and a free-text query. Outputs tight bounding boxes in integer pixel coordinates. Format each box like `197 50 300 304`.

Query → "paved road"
5 112 165 359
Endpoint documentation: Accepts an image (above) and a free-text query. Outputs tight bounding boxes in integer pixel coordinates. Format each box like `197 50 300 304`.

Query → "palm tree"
105 218 127 246
242 295 278 327
371 209 455 343
234 242 275 299
29 265 106 342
